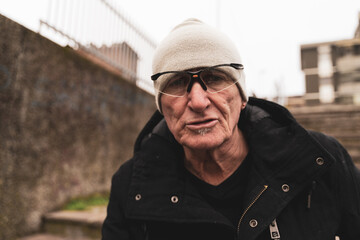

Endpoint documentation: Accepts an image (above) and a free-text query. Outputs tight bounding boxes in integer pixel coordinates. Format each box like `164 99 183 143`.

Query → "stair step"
350 152 360 165
42 206 106 240
356 163 360 170
291 106 360 164
17 233 92 240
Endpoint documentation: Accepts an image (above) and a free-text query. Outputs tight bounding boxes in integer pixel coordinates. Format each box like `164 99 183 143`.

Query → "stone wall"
0 14 156 239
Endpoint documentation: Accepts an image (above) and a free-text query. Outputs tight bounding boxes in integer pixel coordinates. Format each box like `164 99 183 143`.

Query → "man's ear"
241 102 247 110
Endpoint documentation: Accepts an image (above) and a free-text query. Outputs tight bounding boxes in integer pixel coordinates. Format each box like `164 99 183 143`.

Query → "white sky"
1 0 359 98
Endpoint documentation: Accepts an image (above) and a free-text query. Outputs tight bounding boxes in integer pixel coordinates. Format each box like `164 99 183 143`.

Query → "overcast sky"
1 0 359 98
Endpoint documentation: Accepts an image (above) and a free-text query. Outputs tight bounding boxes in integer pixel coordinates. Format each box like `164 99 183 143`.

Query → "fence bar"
39 0 156 94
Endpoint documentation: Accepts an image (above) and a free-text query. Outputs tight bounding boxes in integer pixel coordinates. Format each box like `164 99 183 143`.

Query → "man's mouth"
186 118 218 130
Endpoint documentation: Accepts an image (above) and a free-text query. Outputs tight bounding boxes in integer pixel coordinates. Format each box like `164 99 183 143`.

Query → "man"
102 19 360 240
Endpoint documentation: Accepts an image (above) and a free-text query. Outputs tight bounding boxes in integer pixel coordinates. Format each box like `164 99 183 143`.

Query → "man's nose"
187 82 210 112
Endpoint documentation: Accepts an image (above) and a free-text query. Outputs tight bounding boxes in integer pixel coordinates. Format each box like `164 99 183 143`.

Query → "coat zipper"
237 185 268 236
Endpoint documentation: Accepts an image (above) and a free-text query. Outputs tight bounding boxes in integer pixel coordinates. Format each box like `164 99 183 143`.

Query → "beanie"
152 18 247 112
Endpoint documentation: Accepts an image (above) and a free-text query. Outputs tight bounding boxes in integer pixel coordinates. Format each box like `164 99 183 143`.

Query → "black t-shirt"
185 154 252 227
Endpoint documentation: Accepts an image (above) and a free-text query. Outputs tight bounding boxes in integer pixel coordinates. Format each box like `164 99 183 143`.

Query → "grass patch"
63 193 109 211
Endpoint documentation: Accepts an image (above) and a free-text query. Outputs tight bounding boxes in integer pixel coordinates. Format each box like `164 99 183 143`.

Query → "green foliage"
63 193 109 211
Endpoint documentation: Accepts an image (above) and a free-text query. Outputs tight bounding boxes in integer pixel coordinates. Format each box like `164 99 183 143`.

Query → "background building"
301 12 360 105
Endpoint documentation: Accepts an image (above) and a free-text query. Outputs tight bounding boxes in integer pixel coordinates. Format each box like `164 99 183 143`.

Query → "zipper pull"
307 181 316 209
142 223 149 240
269 219 280 240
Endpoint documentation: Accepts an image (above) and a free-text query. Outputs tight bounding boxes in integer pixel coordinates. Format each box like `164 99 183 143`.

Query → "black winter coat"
102 98 360 240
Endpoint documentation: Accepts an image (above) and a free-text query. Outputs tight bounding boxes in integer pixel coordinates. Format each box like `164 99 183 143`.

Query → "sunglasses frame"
151 63 244 97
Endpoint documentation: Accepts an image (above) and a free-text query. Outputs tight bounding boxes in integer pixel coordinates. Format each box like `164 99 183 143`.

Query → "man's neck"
183 128 248 186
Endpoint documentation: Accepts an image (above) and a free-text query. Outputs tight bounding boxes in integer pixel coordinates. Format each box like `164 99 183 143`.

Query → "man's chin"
180 134 223 151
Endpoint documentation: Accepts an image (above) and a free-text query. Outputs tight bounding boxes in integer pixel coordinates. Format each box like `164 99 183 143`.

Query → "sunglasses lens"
159 72 190 97
201 66 237 93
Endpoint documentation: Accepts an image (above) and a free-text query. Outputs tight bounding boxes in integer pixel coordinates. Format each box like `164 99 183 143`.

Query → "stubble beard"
195 128 212 136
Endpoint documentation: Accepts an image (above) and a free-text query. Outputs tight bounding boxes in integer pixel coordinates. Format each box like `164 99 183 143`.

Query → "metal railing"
39 0 156 94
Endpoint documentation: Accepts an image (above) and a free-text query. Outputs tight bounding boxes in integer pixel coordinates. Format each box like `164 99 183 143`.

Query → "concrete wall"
0 14 156 239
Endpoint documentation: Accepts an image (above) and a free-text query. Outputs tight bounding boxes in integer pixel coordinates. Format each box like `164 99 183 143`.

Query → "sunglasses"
151 63 244 97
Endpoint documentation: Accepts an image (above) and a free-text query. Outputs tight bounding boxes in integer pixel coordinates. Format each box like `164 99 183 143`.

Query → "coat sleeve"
333 140 360 239
102 161 134 240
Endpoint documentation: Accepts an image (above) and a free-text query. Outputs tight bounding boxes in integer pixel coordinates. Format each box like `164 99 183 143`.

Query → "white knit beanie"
152 18 247 112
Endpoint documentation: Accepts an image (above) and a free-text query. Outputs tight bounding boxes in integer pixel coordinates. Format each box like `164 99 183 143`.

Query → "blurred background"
0 0 359 239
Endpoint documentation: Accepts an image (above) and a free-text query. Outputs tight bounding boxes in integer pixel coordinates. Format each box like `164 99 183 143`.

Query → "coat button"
282 184 290 192
249 219 258 228
135 194 142 201
171 195 179 203
316 157 324 166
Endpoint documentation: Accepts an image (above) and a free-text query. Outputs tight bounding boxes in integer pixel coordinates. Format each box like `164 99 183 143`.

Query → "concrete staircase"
290 104 360 168
18 207 106 240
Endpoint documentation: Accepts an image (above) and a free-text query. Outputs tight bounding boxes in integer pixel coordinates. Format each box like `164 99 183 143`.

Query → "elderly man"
102 19 360 240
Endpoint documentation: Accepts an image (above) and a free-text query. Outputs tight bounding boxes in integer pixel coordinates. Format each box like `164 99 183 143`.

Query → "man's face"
161 79 245 151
